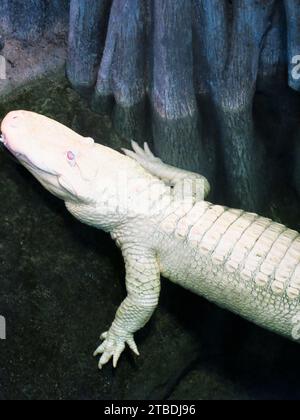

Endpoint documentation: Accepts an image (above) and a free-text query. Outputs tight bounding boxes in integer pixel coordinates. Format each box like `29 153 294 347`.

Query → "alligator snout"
0 111 26 154
2 110 23 130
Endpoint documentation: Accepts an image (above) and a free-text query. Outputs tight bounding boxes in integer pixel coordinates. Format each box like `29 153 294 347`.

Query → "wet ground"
0 74 300 400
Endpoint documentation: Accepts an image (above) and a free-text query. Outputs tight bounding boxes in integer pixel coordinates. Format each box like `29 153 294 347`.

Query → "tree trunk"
92 0 149 142
1 0 300 212
66 0 300 212
0 0 45 41
285 0 300 92
67 0 111 97
0 0 69 41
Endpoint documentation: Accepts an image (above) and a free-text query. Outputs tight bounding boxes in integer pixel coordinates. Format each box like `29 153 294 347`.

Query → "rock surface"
0 37 66 98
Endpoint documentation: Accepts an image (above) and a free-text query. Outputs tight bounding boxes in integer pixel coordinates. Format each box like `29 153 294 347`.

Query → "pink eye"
67 151 75 161
67 151 77 167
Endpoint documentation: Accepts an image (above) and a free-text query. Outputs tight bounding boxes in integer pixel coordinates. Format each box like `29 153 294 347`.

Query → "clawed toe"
122 140 159 164
94 331 139 370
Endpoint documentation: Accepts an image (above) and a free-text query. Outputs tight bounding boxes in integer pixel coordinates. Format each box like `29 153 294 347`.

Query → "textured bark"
194 0 276 211
67 0 300 212
0 0 45 41
257 1 286 90
0 0 69 41
284 0 300 92
92 0 149 141
150 0 209 177
280 1 300 197
45 1 70 35
67 0 111 96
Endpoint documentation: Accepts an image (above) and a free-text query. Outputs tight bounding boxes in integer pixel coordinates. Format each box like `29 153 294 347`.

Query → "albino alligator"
1 110 300 370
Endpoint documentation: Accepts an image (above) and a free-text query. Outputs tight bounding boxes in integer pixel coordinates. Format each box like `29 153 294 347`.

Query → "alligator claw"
94 330 139 369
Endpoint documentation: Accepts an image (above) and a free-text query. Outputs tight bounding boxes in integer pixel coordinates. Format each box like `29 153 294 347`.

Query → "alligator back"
158 201 300 341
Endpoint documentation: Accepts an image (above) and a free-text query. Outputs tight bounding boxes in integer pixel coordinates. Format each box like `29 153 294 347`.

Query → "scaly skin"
1 110 300 370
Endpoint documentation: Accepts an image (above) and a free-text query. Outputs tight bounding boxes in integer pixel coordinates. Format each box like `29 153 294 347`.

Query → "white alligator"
1 110 300 370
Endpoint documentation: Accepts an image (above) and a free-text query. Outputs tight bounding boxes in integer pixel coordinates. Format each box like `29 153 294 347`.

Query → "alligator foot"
122 141 163 175
93 330 140 369
123 140 210 199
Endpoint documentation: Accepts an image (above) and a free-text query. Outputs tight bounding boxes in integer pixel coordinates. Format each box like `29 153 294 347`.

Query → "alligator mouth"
0 134 22 165
0 134 57 177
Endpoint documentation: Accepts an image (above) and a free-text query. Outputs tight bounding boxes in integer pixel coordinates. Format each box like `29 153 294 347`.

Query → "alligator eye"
67 151 76 166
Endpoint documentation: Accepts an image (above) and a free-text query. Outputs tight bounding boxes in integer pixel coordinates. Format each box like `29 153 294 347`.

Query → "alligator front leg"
94 246 161 369
123 141 211 201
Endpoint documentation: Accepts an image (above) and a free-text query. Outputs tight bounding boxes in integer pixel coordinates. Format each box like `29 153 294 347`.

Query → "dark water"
0 74 300 400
